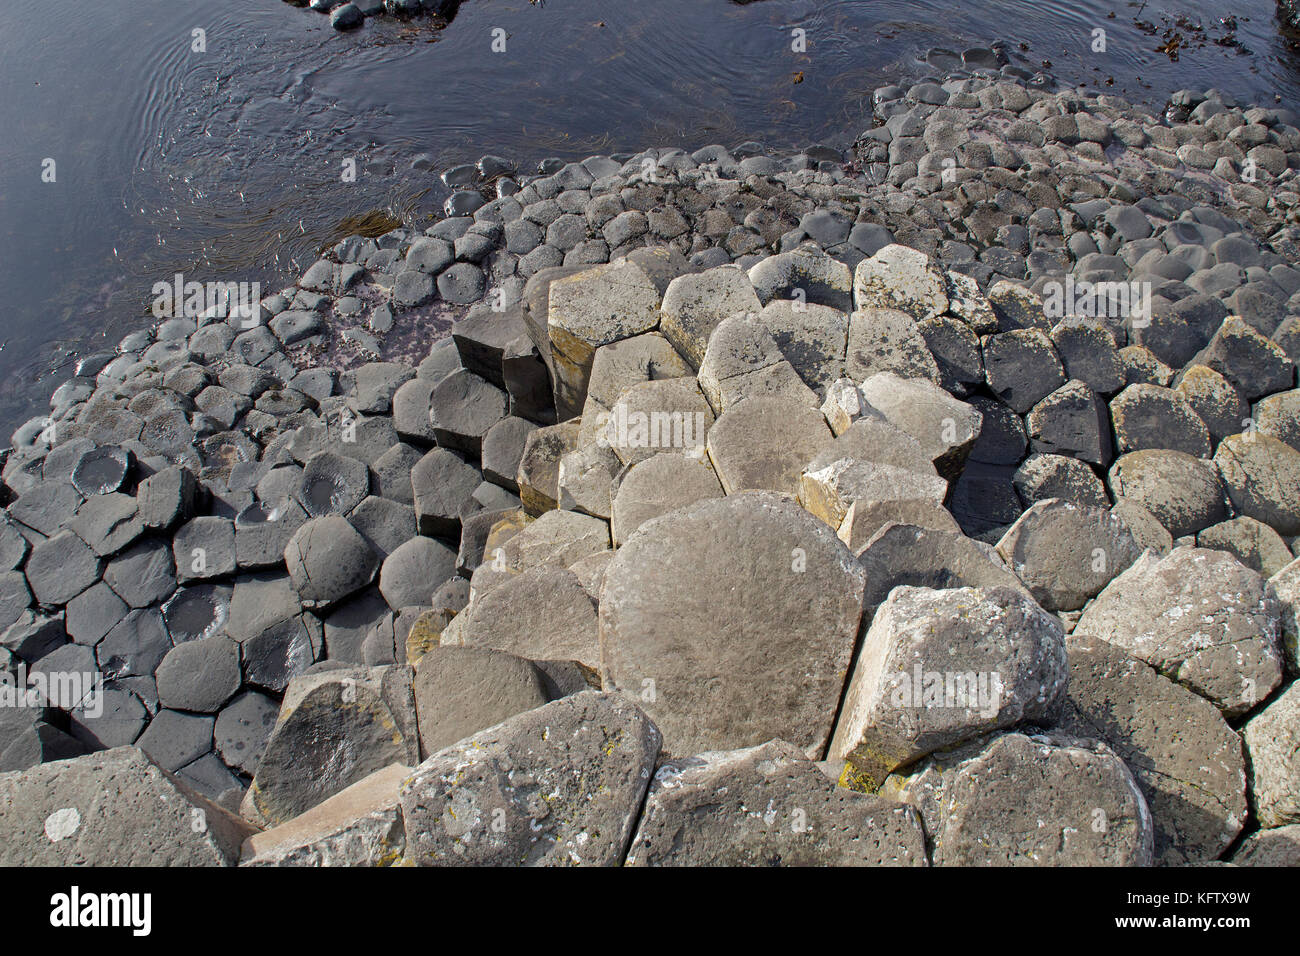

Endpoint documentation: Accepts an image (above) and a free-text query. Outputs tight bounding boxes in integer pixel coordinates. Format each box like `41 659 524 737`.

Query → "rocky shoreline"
284 0 459 32
2 64 1300 866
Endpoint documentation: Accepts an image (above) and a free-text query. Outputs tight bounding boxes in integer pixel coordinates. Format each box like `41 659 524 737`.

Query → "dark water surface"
2 0 1299 430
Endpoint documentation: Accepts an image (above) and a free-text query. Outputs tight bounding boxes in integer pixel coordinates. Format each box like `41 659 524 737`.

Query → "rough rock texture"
1057 636 1247 865
829 585 1067 785
1074 547 1283 716
0 747 253 865
881 731 1154 867
600 493 865 757
400 691 660 865
626 740 927 866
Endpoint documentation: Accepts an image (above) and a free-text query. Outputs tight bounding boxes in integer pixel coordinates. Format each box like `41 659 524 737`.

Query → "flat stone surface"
706 396 832 496
0 747 253 866
1075 546 1283 716
412 646 549 759
400 691 660 866
455 565 601 670
627 740 927 866
1056 635 1246 865
600 492 865 757
995 499 1142 611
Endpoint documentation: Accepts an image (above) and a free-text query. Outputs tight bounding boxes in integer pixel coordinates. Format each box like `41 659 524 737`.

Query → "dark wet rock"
25 531 102 606
285 516 379 609
297 452 370 518
161 583 233 645
173 516 237 583
156 635 242 713
69 445 132 496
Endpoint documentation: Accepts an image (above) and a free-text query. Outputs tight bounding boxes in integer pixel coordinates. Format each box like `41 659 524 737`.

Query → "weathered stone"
1242 682 1300 828
600 493 865 756
556 442 620 519
611 453 724 547
858 372 982 480
481 416 536 491
400 691 659 865
1193 316 1294 402
881 731 1153 866
660 265 762 369
244 665 418 827
412 646 550 759
585 332 693 409
1214 433 1300 537
982 329 1066 414
378 536 457 611
410 448 480 536
214 690 279 776
837 498 960 553
1107 449 1227 538
1110 383 1212 458
749 247 854 313
706 396 832 496
515 420 580 515
853 244 948 320
845 307 940 384
853 522 1032 615
1198 516 1294 577
758 300 850 392
1177 364 1248 444
830 585 1067 784
598 377 714 466
297 452 369 518
996 499 1142 611
155 635 242 713
1075 547 1283 716
241 763 409 867
456 566 601 670
547 260 664 418
697 314 817 414
627 740 927 866
1230 825 1300 866
1056 635 1247 865
284 516 379 608
429 369 508 454
24 531 102 606
0 747 253 866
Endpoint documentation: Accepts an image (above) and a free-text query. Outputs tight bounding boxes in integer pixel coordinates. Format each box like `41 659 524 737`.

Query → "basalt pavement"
2 66 1300 866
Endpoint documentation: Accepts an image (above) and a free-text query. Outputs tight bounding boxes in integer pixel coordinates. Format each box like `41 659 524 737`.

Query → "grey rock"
0 747 252 865
1057 635 1246 865
627 740 927 866
1075 547 1283 716
400 691 660 866
284 516 379 608
600 493 864 757
156 635 242 713
830 585 1067 786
